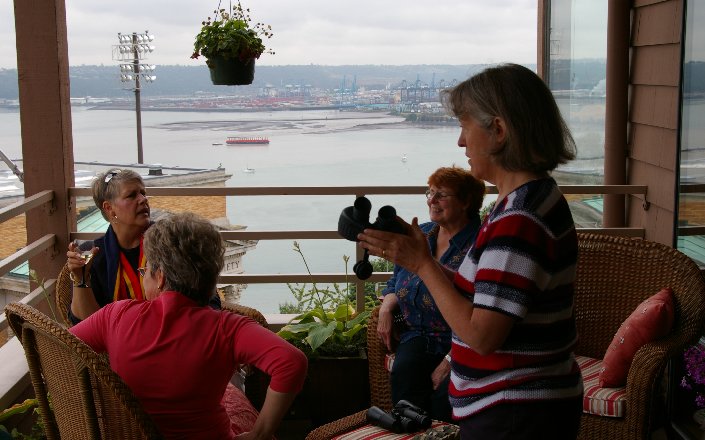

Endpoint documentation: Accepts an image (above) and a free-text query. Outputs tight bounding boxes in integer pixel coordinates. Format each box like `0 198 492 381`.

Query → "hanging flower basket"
191 1 273 85
207 56 255 85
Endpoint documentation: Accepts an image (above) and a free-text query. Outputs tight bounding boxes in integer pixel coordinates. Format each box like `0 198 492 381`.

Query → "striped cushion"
385 353 626 418
385 353 395 372
331 421 456 440
577 355 627 418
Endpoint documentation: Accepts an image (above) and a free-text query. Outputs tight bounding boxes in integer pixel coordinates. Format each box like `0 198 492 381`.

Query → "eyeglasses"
104 170 122 184
425 189 456 201
137 266 147 277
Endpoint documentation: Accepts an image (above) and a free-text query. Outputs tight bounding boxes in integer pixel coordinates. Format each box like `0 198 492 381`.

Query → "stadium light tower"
112 31 156 164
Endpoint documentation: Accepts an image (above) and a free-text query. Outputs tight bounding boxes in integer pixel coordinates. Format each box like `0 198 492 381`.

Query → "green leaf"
306 321 337 352
343 323 364 339
278 321 320 335
0 399 38 423
346 311 370 329
332 303 355 321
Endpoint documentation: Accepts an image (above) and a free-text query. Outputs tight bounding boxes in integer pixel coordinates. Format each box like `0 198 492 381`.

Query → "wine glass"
80 250 93 286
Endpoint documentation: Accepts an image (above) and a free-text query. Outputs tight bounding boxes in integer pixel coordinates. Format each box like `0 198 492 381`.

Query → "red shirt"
71 291 307 439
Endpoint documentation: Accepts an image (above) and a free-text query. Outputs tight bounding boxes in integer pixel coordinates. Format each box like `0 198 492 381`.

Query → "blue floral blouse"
382 216 479 355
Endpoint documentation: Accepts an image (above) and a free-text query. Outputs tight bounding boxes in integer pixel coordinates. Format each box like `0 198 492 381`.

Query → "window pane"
547 0 607 228
677 1 705 264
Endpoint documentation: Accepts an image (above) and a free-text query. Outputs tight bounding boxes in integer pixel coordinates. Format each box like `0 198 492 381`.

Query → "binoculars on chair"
365 399 432 433
337 196 406 280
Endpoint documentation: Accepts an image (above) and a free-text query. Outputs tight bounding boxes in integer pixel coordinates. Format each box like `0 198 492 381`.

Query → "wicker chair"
367 305 394 412
573 232 705 439
55 263 74 327
5 302 162 440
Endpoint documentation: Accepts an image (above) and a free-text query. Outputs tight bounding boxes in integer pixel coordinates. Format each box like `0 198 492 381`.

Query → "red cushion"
222 382 259 435
599 287 675 387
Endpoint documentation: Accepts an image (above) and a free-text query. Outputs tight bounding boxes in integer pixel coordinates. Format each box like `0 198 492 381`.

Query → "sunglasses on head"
104 170 122 184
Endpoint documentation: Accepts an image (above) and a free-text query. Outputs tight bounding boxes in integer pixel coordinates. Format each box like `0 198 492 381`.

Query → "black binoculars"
337 196 405 280
365 399 432 433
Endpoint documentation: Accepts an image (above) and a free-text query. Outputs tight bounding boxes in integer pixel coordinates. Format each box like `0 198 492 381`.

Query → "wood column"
14 0 75 288
603 0 630 227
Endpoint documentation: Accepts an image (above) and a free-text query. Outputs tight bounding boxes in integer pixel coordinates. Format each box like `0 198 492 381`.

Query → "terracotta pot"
207 56 255 85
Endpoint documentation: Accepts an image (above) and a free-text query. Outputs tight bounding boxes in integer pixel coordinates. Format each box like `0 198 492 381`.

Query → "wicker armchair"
55 263 74 327
367 305 394 412
573 233 705 439
5 302 162 439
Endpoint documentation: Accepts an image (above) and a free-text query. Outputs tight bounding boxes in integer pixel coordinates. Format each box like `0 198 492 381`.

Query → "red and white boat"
226 136 270 145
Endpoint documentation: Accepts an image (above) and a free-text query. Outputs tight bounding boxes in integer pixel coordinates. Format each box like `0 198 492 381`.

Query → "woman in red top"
71 212 308 439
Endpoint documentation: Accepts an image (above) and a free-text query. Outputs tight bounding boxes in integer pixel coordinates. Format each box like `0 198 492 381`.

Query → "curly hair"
143 212 224 306
441 63 576 173
428 166 486 220
92 169 144 221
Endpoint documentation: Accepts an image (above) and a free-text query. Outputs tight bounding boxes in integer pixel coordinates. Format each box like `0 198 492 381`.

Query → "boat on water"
226 136 270 145
242 167 256 174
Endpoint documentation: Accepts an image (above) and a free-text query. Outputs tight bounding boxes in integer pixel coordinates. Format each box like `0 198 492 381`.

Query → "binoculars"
337 196 405 280
365 399 432 433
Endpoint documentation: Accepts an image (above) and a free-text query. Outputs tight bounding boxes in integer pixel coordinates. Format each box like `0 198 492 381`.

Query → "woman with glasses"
358 64 582 439
377 165 485 422
70 212 308 439
66 169 220 325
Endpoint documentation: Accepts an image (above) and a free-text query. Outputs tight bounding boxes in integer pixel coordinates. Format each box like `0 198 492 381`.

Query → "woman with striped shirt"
359 63 583 439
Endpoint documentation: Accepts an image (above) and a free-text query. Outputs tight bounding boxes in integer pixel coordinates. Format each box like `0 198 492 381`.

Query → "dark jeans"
459 397 582 440
390 335 452 422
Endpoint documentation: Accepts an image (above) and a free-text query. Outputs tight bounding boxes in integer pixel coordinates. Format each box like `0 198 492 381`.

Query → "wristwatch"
444 353 452 363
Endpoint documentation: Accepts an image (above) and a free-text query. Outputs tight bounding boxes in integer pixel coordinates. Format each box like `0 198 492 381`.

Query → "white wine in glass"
80 251 93 287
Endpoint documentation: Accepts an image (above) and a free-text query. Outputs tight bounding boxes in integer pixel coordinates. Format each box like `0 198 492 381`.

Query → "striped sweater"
449 177 583 420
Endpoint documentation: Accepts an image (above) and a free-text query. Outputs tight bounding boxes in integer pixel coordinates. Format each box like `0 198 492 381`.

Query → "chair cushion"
577 355 627 418
332 420 457 439
599 287 675 387
222 382 259 435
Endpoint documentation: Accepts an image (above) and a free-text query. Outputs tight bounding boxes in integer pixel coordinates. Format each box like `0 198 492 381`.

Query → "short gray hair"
143 212 224 305
441 63 576 173
92 169 144 221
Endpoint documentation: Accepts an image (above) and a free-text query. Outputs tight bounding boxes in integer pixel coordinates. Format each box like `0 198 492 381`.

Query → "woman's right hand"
66 241 98 278
377 294 399 351
377 308 394 351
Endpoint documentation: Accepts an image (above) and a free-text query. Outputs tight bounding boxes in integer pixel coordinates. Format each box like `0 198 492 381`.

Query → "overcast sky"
0 0 537 69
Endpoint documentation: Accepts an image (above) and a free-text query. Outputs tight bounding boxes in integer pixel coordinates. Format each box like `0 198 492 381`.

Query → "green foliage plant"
191 0 274 67
277 242 371 359
0 399 46 440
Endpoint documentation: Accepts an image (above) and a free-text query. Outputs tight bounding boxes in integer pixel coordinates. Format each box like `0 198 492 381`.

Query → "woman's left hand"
431 357 451 390
358 217 432 274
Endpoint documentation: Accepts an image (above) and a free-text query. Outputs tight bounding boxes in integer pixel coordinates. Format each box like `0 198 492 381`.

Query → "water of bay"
0 107 477 312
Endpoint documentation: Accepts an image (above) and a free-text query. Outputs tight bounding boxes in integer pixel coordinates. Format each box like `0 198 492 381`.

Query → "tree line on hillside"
3 60 685 101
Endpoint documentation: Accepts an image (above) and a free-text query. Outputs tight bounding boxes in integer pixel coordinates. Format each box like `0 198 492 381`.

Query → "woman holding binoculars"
359 64 583 440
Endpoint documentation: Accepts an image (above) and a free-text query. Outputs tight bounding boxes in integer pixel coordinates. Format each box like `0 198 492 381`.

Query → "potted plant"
191 1 274 85
247 242 378 428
